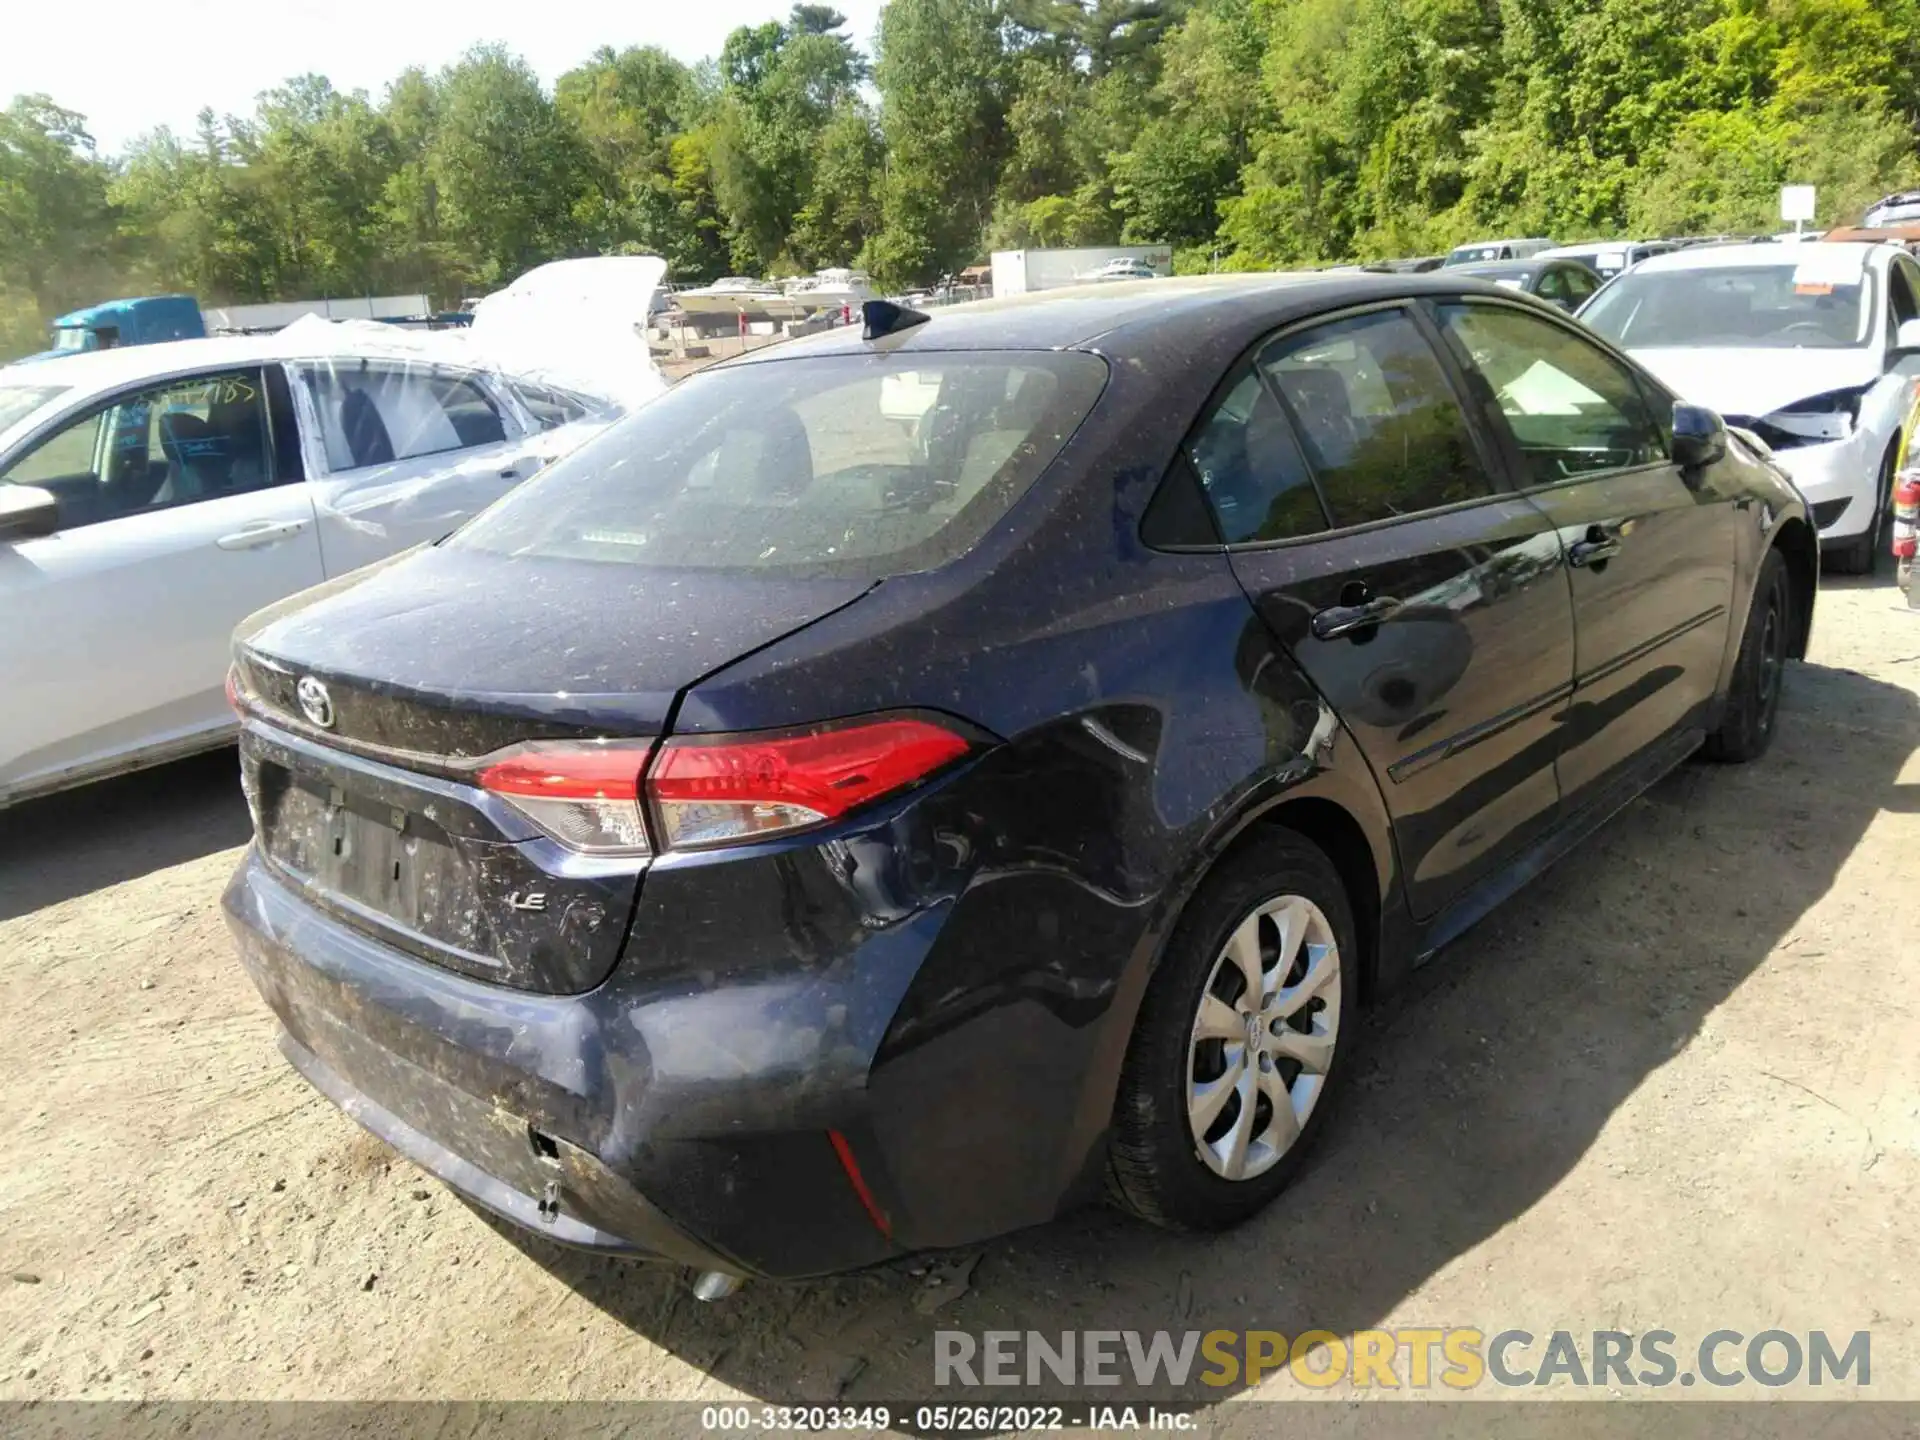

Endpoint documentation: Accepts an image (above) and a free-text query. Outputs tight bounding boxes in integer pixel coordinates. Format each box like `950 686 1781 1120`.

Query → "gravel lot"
3 567 1917 1412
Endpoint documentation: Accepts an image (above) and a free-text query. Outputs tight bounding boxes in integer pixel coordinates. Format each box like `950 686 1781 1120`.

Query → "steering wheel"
1780 320 1834 336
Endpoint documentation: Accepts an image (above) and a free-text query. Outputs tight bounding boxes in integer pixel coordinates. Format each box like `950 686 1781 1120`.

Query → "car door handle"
216 519 310 551
1310 596 1401 641
1568 526 1623 568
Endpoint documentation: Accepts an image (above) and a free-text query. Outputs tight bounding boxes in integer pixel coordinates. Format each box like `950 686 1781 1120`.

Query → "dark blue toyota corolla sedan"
224 274 1815 1290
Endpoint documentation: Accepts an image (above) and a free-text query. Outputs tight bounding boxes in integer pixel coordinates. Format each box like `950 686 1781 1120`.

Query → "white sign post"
1781 185 1817 237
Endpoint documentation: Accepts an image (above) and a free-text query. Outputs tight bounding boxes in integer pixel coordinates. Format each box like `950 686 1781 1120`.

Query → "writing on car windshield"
1581 264 1873 349
451 351 1109 580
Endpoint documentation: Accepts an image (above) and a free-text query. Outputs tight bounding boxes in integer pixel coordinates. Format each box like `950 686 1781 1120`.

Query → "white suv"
1579 241 1920 572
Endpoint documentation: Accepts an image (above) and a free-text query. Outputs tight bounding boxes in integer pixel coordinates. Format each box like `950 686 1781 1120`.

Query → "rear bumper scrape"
223 845 910 1278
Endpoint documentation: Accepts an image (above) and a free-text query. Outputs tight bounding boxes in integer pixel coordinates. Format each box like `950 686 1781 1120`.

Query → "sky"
1 0 889 154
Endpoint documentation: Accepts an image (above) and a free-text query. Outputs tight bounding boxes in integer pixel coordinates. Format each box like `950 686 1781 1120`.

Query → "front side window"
1888 260 1919 329
1256 309 1495 527
300 363 509 472
0 368 279 528
451 351 1108 579
1439 303 1665 484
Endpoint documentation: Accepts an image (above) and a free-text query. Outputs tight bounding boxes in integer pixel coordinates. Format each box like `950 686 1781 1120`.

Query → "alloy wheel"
1188 896 1342 1181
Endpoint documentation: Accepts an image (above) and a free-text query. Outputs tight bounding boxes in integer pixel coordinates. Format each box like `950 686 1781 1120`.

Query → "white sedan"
1578 240 1920 572
0 330 622 806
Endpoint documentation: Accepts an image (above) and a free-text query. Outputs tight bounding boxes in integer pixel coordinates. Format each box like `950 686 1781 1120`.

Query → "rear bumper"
222 702 1193 1277
223 848 904 1278
278 1027 726 1264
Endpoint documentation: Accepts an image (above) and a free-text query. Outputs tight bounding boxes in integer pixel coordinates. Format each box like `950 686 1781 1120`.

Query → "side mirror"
0 484 61 542
1671 403 1727 471
1895 318 1920 356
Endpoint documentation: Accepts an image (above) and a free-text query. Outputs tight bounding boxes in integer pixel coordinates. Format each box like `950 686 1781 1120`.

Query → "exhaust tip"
692 1270 745 1302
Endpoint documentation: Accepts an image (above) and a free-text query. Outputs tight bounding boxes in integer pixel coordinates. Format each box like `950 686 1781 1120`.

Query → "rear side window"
1437 303 1666 483
451 351 1108 579
299 363 509 472
1183 366 1327 543
1257 310 1495 527
514 382 596 431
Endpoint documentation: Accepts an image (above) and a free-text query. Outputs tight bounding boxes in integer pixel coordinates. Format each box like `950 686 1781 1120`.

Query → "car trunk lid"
233 546 873 993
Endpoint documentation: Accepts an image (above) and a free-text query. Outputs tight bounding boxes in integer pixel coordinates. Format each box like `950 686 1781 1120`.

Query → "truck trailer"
988 246 1175 297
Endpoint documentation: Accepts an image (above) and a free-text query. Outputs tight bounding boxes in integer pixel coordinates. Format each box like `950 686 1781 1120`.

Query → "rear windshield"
1582 264 1874 349
452 350 1108 579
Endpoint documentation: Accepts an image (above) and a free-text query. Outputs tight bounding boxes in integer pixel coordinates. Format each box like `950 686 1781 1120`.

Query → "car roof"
1452 260 1540 279
0 323 515 400
0 324 540 458
1538 240 1658 257
726 271 1524 364
0 331 385 396
1629 240 1889 275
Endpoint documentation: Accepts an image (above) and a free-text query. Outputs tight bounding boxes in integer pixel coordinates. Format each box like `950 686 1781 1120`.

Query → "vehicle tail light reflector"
828 1128 892 1238
647 717 972 850
479 742 654 855
224 667 243 714
1894 534 1918 559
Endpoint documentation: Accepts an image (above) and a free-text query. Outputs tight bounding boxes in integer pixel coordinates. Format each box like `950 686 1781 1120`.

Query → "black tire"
1702 547 1791 764
1826 447 1895 576
1109 829 1359 1231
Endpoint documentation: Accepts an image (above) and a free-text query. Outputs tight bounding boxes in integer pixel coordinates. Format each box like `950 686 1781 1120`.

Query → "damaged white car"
0 257 666 805
1579 240 1920 572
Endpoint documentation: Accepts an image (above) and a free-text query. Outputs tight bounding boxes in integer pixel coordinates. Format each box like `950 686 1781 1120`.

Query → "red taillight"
224 667 242 714
476 718 974 856
479 741 653 855
647 717 972 850
1895 534 1918 559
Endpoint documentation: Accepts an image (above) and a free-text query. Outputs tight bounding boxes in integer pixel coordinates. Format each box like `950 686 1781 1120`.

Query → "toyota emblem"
295 676 336 730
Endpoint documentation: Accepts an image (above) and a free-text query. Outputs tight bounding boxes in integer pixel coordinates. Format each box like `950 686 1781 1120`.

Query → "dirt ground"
3 566 1919 1415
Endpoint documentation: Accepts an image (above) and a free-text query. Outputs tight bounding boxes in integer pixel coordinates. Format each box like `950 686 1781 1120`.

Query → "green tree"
424 46 593 288
556 45 700 257
112 112 282 300
709 5 867 271
10 0 1920 340
234 77 397 296
1110 0 1267 246
0 96 117 319
791 101 884 265
871 0 1011 284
